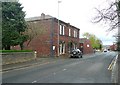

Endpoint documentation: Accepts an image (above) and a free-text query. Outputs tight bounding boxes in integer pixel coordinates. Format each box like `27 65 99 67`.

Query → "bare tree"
93 0 120 50
93 0 120 31
25 21 46 46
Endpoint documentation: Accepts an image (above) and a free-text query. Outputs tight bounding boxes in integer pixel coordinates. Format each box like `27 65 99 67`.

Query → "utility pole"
57 0 61 57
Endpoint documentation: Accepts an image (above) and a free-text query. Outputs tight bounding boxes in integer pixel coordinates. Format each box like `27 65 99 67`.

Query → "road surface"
2 52 117 83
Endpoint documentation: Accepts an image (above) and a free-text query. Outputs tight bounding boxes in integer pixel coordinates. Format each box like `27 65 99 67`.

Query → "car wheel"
78 55 80 58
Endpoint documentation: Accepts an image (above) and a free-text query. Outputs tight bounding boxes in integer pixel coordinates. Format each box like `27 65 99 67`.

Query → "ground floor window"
68 42 77 53
59 42 65 55
73 43 77 49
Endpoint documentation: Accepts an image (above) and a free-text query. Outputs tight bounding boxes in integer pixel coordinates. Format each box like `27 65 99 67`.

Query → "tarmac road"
2 52 117 83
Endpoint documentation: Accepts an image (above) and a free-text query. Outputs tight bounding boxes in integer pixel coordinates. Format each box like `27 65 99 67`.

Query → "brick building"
79 38 93 54
110 44 117 51
23 13 80 57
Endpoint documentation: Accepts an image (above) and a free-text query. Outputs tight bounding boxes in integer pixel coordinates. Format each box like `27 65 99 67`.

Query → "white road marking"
63 69 67 71
32 80 37 83
53 72 56 75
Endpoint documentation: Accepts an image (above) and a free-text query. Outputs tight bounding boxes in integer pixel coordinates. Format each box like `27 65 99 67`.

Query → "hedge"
0 50 33 53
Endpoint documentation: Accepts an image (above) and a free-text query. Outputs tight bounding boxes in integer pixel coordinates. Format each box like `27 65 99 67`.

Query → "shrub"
0 50 33 53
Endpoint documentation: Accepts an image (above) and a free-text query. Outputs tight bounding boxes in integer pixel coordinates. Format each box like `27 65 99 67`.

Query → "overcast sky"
19 0 117 45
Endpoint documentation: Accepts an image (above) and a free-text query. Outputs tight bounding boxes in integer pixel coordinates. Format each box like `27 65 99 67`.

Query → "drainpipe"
50 18 54 57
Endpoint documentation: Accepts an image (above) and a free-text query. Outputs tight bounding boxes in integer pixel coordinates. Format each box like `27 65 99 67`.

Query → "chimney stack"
41 13 45 19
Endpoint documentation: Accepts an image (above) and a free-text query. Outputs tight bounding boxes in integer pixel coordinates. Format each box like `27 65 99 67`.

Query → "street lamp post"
57 1 61 57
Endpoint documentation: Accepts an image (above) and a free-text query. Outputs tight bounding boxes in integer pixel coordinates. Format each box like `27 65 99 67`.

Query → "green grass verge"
0 50 33 53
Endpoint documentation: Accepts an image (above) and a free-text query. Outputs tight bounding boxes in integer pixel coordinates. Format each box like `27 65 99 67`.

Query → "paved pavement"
2 53 97 72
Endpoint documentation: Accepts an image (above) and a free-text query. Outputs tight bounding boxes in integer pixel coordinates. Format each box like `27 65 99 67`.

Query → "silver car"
70 49 82 58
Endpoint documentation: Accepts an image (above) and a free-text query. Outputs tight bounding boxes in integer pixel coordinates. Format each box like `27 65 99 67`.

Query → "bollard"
34 50 37 60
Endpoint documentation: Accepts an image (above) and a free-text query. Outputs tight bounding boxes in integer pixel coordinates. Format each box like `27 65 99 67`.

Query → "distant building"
110 44 117 51
79 38 93 54
102 45 111 51
19 13 80 57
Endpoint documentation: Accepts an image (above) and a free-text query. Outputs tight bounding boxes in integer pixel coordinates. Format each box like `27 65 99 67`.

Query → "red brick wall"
79 39 93 54
23 19 52 57
110 44 117 51
83 40 93 54
53 20 80 56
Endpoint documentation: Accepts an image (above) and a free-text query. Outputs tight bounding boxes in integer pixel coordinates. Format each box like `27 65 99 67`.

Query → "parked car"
70 49 82 58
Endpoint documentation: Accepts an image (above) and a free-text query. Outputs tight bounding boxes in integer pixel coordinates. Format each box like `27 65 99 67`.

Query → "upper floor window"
63 25 65 35
74 30 77 38
60 25 62 35
59 24 65 35
69 29 71 36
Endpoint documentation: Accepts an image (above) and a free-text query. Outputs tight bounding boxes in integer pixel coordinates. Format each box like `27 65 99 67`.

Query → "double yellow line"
108 60 115 70
108 55 118 71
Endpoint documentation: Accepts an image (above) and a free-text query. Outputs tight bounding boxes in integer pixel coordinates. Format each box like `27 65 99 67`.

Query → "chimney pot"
41 13 45 19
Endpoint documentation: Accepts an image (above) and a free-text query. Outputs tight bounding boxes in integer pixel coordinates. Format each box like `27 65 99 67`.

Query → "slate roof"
80 38 88 43
25 13 80 30
25 14 53 21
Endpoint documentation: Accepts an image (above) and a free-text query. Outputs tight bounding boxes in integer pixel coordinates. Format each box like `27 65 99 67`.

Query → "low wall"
2 52 35 65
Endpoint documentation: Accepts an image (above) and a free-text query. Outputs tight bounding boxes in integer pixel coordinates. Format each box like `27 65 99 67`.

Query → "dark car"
70 49 82 58
103 49 107 52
